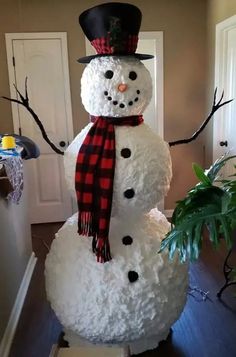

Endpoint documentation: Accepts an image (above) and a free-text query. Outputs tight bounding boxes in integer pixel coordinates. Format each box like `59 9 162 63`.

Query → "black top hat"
78 2 154 63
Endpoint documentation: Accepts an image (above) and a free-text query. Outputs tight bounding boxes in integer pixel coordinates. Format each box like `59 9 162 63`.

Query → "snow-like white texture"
45 209 188 352
81 57 152 117
47 50 188 355
64 123 172 216
64 122 92 201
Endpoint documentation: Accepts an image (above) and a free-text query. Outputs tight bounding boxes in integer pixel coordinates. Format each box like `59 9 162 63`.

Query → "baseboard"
164 209 174 218
0 252 37 357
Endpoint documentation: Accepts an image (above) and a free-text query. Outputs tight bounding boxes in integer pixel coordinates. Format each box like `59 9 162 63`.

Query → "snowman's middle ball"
81 56 152 117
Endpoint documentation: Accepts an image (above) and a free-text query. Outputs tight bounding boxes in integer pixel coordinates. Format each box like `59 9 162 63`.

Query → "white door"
214 16 236 179
136 32 163 137
5 33 74 223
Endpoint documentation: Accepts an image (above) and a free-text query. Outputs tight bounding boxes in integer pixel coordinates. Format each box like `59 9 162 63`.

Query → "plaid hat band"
91 35 138 55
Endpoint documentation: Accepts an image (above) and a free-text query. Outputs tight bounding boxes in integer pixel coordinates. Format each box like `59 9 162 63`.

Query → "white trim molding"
164 209 174 219
0 252 37 357
139 31 164 138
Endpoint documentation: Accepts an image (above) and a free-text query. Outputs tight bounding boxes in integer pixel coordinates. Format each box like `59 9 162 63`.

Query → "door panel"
137 38 158 134
7 34 73 223
214 17 236 179
224 28 236 177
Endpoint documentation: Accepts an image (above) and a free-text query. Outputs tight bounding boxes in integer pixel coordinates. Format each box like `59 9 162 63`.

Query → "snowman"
45 3 188 355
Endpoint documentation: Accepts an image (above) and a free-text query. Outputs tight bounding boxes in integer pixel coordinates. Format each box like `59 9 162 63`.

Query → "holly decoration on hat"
108 16 125 53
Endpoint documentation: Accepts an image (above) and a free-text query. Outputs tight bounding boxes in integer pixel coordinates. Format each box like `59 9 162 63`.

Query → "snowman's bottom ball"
45 210 188 347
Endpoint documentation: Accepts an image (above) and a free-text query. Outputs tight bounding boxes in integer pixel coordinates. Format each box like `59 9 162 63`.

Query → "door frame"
213 15 236 162
5 32 74 143
138 31 164 138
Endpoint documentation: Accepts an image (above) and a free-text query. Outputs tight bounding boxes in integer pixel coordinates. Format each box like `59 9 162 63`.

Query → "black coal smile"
104 90 140 109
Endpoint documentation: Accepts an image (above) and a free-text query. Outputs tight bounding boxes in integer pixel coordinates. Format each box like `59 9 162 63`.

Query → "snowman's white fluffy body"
81 57 152 117
45 209 188 350
45 55 189 354
64 123 172 216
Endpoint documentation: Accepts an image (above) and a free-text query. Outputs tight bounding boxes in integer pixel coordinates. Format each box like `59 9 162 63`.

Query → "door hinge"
19 127 22 135
12 56 15 67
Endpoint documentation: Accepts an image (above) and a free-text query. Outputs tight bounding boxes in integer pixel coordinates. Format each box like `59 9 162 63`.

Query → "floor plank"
9 224 236 357
9 223 63 357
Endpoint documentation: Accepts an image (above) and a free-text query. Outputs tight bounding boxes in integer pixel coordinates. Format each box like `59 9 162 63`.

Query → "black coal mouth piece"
104 89 140 109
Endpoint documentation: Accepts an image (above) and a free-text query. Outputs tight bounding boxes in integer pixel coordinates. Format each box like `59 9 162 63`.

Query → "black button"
128 271 139 283
124 188 135 199
122 236 133 245
121 148 131 158
119 103 125 108
104 70 114 79
129 71 137 80
128 101 133 106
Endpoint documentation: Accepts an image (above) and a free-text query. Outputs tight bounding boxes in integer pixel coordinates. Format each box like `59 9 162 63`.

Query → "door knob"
59 141 66 147
219 140 228 147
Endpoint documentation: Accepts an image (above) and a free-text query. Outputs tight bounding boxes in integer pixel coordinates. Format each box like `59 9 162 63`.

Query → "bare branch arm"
2 79 64 156
169 89 233 147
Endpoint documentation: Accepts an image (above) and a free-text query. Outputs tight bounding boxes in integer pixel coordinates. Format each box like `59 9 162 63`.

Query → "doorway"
5 32 74 223
214 15 236 179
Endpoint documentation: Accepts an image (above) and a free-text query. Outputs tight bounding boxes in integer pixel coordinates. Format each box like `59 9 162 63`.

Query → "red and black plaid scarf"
75 115 143 263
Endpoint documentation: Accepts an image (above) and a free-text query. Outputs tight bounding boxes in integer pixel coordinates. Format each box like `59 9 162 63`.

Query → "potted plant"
159 155 236 297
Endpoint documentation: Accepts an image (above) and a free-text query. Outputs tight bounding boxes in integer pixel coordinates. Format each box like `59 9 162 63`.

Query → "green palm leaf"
159 155 236 262
205 154 236 182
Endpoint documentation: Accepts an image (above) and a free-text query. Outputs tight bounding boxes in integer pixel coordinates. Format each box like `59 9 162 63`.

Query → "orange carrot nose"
118 83 128 92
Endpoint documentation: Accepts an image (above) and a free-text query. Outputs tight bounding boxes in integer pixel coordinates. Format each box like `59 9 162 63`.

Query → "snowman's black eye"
129 71 137 80
104 70 114 79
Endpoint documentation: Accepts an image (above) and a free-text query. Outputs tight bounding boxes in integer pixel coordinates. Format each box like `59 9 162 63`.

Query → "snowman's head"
81 56 152 117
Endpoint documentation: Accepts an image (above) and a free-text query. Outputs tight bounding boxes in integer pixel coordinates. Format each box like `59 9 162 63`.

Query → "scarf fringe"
92 236 112 263
78 211 94 236
78 212 112 262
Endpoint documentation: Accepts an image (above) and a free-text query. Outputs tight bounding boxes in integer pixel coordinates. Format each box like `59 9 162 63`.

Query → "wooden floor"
9 223 236 357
